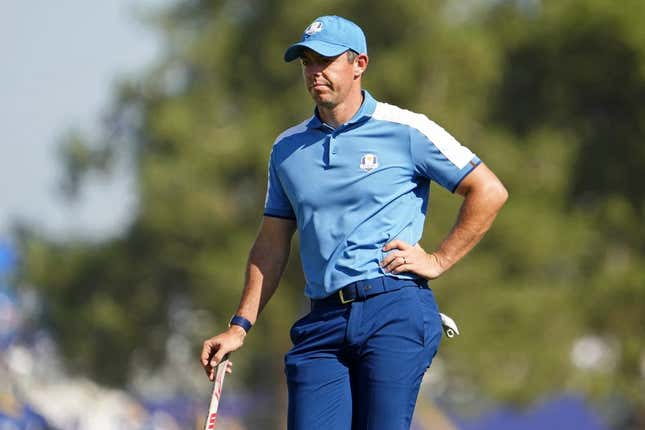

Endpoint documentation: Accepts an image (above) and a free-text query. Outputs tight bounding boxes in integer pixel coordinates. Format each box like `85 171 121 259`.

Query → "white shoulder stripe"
264 118 310 209
273 118 311 145
372 102 473 169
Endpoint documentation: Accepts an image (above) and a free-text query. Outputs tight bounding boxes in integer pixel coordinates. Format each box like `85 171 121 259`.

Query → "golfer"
201 15 508 429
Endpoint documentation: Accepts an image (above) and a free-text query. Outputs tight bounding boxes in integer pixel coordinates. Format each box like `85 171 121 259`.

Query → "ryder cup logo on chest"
360 153 379 172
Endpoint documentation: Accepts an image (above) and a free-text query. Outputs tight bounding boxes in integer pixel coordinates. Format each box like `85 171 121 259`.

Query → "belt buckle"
339 289 355 304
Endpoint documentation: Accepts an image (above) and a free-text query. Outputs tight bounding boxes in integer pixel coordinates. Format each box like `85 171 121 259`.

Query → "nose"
304 57 330 75
304 62 324 76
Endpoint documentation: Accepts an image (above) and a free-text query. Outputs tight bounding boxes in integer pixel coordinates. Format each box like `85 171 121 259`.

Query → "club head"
440 312 460 338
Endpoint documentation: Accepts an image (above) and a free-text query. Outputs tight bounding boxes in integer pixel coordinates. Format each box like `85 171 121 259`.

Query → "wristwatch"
229 315 253 333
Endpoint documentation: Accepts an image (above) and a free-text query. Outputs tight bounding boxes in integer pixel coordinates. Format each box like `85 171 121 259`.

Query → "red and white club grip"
204 356 229 430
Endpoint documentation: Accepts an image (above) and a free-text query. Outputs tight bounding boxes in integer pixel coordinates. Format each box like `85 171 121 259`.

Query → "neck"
318 89 364 129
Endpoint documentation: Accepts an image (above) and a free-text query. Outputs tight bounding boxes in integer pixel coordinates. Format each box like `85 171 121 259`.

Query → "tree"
19 0 645 427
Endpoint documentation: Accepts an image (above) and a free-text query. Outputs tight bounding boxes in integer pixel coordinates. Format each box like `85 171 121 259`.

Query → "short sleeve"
409 116 481 192
263 147 296 219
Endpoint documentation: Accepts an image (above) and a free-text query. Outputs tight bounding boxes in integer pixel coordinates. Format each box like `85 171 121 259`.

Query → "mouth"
309 81 331 90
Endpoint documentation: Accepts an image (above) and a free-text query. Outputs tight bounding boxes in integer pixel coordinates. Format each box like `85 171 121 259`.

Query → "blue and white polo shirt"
264 91 480 299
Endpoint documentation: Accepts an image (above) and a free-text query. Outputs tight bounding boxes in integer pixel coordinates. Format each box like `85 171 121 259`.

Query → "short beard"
316 99 337 110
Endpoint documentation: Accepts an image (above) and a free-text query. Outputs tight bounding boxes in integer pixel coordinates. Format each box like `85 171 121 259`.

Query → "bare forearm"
381 164 507 280
200 217 294 374
434 178 507 271
235 231 291 325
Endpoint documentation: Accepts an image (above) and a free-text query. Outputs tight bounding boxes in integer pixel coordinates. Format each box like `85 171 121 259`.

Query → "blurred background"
1 0 644 428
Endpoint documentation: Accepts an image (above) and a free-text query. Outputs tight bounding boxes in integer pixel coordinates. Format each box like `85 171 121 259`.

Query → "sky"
0 1 167 241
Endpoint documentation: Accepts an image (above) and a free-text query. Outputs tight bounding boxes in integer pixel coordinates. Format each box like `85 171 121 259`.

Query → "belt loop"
355 280 367 300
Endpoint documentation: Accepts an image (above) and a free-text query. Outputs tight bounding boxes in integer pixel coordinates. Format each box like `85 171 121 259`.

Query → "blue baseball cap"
284 15 367 62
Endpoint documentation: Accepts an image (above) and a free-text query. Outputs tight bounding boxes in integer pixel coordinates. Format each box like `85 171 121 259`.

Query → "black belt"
312 277 427 308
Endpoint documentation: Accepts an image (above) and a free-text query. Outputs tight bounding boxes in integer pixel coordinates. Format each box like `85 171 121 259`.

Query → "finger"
383 239 410 252
391 262 411 274
210 348 229 368
201 340 217 366
226 361 233 374
380 252 401 268
384 255 406 273
203 358 214 378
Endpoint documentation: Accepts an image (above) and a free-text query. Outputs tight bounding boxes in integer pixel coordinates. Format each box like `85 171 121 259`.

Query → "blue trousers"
285 281 443 430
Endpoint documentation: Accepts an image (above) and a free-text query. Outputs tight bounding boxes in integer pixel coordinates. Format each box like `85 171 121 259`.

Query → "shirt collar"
306 90 377 130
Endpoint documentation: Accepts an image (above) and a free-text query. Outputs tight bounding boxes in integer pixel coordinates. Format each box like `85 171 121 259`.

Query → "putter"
440 313 460 338
204 354 230 430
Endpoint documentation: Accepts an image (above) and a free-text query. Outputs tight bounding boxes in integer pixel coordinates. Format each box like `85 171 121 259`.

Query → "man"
201 15 508 429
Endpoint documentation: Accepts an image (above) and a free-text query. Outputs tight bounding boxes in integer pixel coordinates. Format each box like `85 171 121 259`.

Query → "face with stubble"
300 49 363 109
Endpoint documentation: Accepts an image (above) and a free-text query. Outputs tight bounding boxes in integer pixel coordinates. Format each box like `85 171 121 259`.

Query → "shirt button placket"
328 135 338 167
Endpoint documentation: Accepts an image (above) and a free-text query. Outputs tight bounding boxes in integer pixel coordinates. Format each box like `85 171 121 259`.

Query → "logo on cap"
304 21 324 35
360 153 378 172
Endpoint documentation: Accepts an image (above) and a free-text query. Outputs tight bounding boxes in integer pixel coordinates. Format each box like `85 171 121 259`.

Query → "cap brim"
284 40 349 62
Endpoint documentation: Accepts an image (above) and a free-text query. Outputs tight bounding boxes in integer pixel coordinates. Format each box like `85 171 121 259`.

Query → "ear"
354 53 369 78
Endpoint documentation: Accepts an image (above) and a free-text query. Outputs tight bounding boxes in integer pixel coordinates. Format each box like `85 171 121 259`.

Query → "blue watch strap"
229 315 252 333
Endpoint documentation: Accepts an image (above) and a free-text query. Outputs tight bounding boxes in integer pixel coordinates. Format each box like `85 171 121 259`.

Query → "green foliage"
18 0 645 425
